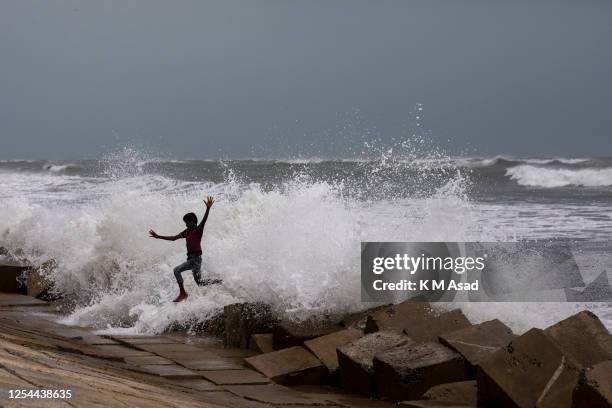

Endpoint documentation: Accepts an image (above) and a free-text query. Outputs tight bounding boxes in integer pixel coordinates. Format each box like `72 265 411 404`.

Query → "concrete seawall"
0 293 393 407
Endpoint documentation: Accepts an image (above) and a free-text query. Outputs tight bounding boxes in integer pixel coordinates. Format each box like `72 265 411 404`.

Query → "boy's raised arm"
199 196 215 229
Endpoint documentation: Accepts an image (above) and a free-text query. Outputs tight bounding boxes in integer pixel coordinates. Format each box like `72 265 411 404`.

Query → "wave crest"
506 165 612 187
465 156 590 168
0 163 486 333
42 163 82 173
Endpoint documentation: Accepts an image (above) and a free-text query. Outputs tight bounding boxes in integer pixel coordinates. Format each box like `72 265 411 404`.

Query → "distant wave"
0 157 603 181
463 156 591 168
42 163 82 173
522 158 589 165
135 159 194 165
272 157 328 164
506 165 612 187
0 159 38 163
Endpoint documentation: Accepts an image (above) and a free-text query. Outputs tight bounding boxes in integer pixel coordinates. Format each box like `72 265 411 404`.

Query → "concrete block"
0 293 46 307
48 328 94 339
422 380 477 405
477 328 580 408
250 333 274 353
373 341 470 401
123 355 176 365
132 342 204 354
291 384 397 407
183 390 270 408
224 383 335 406
439 319 515 369
111 336 178 345
81 336 119 345
199 369 270 385
337 330 410 396
90 345 153 358
149 350 218 362
572 360 612 408
544 310 612 369
403 309 472 343
245 346 326 385
273 319 342 350
364 300 434 334
168 378 220 392
177 356 246 371
0 264 29 294
341 304 390 330
197 346 257 358
137 364 201 379
26 260 58 300
304 328 363 373
224 302 275 349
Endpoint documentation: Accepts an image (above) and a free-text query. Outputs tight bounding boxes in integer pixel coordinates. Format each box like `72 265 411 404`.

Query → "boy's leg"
173 260 192 302
191 256 203 285
191 257 223 286
173 260 192 285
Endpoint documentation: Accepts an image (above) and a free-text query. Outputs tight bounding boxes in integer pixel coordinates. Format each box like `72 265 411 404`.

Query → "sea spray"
1 148 611 334
506 164 612 187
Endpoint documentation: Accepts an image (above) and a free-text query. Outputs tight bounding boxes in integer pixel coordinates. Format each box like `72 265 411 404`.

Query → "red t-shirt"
180 225 204 256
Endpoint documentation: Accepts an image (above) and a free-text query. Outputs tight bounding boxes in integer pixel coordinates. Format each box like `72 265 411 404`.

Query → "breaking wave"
506 165 612 187
0 146 508 334
42 163 82 173
458 156 590 168
1 147 611 334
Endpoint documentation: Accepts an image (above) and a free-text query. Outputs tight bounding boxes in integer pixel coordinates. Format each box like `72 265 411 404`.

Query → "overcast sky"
1 1 611 159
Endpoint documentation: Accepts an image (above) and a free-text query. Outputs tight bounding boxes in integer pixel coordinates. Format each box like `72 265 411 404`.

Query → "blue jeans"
173 255 202 285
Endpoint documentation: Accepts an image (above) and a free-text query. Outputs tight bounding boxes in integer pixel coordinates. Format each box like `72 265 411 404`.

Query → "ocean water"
1 148 611 334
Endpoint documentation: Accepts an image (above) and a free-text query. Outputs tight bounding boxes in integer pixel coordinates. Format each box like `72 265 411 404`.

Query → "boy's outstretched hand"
149 229 159 239
205 196 215 209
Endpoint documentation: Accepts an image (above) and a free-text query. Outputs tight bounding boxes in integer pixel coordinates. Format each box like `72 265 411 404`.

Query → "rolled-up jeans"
173 255 202 285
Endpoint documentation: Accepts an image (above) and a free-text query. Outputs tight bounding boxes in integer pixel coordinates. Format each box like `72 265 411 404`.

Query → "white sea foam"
42 163 81 173
0 159 38 163
0 152 610 334
272 157 329 164
506 165 612 187
463 156 590 168
0 161 498 333
527 157 589 165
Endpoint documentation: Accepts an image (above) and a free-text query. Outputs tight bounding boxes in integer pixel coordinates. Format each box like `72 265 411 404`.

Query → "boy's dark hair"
183 212 197 224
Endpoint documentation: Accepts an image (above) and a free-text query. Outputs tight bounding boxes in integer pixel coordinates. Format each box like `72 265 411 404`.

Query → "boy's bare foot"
173 293 188 303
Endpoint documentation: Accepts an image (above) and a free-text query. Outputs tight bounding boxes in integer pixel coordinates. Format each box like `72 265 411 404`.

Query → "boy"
149 196 218 302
